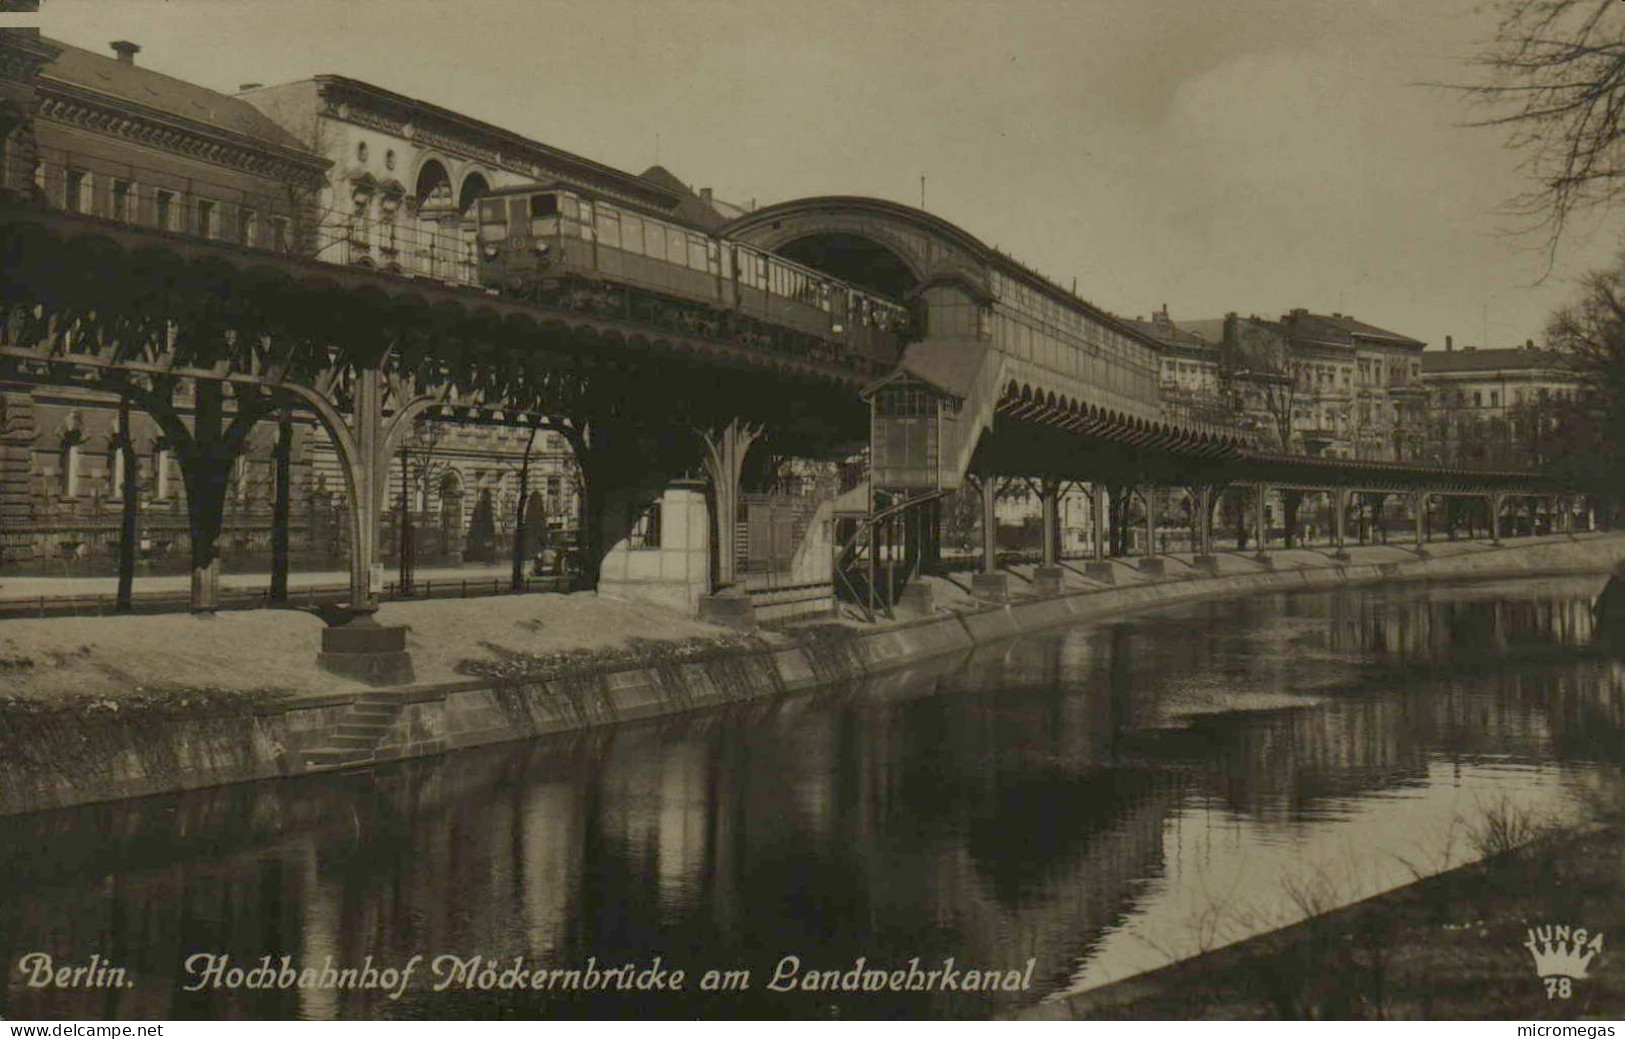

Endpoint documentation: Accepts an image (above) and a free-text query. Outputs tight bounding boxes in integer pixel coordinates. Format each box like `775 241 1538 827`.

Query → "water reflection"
1 577 1622 1019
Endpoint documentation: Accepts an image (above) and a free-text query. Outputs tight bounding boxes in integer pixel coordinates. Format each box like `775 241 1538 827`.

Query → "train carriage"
476 184 909 367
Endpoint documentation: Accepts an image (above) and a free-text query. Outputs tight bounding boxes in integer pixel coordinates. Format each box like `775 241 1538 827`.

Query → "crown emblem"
1524 925 1605 980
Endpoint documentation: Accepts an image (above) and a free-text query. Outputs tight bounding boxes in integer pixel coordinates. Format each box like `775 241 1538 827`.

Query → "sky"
30 0 1625 350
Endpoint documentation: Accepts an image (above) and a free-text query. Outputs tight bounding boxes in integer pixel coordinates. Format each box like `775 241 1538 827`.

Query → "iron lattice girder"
1233 452 1559 495
994 394 1242 461
0 202 875 402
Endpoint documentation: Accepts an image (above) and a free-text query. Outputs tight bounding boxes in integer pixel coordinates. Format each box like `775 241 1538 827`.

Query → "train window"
478 199 506 226
707 239 721 274
528 194 559 219
645 222 664 259
559 195 579 220
621 214 643 254
578 199 594 237
597 208 620 249
687 234 707 270
666 226 687 266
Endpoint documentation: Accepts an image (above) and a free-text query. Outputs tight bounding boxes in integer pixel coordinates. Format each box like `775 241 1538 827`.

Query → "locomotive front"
476 191 565 296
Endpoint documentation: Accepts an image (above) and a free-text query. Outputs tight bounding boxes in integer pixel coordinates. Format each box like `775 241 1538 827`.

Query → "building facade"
0 34 333 572
1421 339 1587 469
1135 308 1428 461
0 37 619 573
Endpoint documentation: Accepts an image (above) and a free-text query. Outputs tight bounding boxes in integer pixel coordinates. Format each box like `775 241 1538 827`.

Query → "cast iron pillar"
1332 487 1350 561
1489 490 1505 545
1414 491 1429 556
1252 481 1272 567
1035 477 1063 595
699 418 762 591
1193 485 1218 575
318 365 413 686
1138 485 1164 576
1085 482 1113 583
973 474 1009 599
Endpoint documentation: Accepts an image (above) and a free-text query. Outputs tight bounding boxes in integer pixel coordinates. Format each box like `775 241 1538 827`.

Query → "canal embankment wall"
4 533 1623 817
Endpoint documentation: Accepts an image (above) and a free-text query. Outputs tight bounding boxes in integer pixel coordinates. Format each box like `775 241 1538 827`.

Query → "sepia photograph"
0 0 1623 1024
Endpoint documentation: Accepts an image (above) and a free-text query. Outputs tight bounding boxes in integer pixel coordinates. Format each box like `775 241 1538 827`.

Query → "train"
474 183 912 370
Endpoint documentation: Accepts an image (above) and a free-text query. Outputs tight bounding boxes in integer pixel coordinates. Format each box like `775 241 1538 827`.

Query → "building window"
60 438 81 498
64 168 89 213
1490 391 1500 407
1473 391 1483 407
629 502 661 549
241 208 259 247
271 216 291 252
111 179 133 222
155 190 177 231
152 446 171 500
196 199 217 239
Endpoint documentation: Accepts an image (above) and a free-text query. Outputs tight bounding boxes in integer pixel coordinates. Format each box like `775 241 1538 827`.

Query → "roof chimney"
699 187 712 205
1526 338 1535 350
1446 335 1453 352
109 41 140 65
238 82 263 92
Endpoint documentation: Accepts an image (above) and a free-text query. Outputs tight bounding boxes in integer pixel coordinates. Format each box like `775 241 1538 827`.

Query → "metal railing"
0 572 567 619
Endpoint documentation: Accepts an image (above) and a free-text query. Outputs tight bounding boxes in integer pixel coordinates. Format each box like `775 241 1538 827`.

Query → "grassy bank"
1033 804 1625 1020
0 593 741 705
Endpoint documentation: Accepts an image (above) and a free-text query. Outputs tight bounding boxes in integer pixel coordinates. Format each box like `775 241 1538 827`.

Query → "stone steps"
303 691 409 771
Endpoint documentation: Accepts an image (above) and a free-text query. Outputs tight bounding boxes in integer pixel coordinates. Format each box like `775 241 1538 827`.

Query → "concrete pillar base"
1083 561 1115 584
1192 554 1219 576
1414 546 1430 559
972 572 1010 599
896 581 933 618
318 618 414 687
1331 549 1351 562
698 592 758 630
1137 557 1165 577
1033 565 1064 597
1252 553 1274 569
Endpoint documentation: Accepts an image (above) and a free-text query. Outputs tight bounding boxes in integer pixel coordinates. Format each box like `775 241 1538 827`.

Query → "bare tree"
1461 0 1625 264
1544 252 1625 491
1218 320 1302 453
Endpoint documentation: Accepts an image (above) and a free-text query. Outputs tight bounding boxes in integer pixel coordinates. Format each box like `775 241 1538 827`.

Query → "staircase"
303 691 408 770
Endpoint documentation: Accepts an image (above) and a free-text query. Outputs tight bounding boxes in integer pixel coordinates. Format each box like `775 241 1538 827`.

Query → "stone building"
1139 308 1427 461
1421 338 1586 469
0 38 753 574
0 33 331 572
235 74 741 570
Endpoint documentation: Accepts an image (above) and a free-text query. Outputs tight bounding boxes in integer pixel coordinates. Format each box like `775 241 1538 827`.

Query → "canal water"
2 575 1623 1020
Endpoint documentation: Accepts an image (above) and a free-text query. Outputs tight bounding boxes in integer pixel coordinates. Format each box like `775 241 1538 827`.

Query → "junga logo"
1523 924 1606 1000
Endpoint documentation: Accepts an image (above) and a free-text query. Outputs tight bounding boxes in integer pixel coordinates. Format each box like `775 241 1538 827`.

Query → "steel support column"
1137 485 1165 576
973 475 1009 598
1489 491 1504 545
981 475 998 575
115 400 138 612
1035 477 1063 595
1253 482 1270 563
1143 486 1157 559
1041 479 1058 567
1413 490 1428 556
1332 488 1349 560
1199 487 1214 555
700 418 763 591
1091 482 1105 562
349 364 385 613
